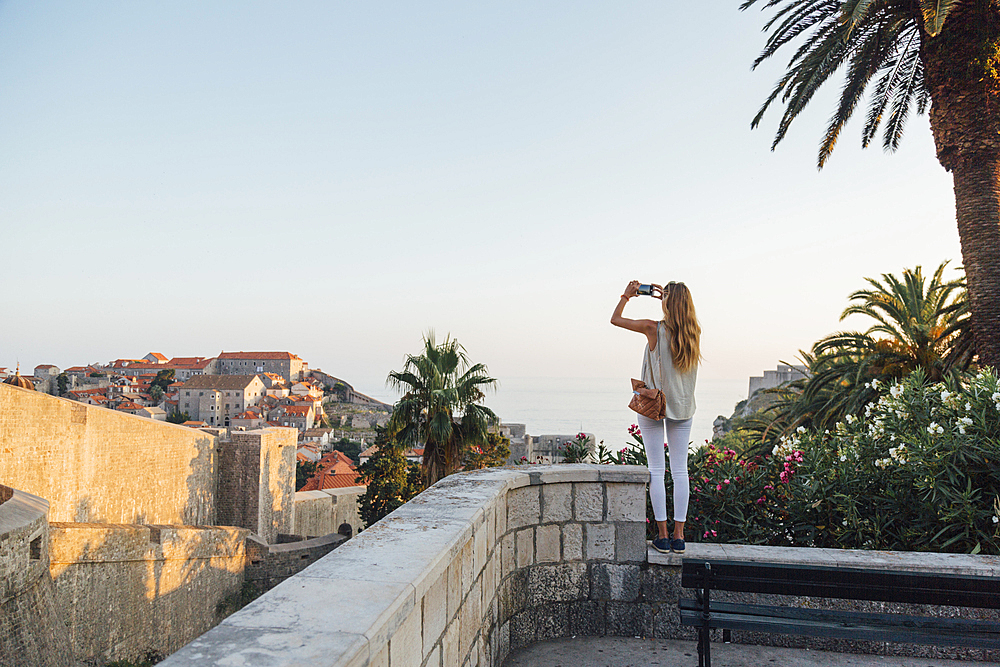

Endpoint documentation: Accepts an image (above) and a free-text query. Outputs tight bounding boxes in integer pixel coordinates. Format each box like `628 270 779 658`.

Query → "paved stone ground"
502 637 998 667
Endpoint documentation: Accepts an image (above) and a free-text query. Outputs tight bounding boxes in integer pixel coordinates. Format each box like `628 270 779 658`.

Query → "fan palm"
742 0 1000 371
387 332 499 486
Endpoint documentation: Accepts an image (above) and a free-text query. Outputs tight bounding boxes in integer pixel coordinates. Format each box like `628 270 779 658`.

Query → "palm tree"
753 263 967 442
741 0 1000 371
387 332 499 486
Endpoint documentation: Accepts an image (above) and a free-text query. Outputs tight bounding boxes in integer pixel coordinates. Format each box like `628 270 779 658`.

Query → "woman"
611 280 700 554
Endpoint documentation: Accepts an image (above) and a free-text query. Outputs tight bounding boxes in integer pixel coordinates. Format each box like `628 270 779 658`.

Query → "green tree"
356 427 422 527
332 437 363 462
387 332 499 486
167 409 190 424
743 0 1000 370
149 385 164 404
150 369 175 394
754 263 968 441
295 460 318 491
56 372 69 396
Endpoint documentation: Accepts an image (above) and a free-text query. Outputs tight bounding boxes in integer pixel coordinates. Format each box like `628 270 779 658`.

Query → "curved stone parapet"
159 464 650 667
0 485 73 667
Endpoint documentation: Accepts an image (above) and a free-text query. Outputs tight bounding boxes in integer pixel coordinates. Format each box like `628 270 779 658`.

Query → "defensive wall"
1 382 352 665
0 486 73 667
48 522 249 664
292 486 365 538
160 465 1000 667
0 382 217 524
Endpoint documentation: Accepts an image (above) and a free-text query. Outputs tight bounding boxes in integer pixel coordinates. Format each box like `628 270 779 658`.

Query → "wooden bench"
679 559 1000 667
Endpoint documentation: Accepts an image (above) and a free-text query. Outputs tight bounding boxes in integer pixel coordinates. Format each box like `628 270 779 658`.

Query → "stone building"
179 374 266 427
216 351 307 383
747 363 809 397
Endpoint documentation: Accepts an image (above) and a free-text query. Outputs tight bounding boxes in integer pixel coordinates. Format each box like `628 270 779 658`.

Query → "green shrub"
607 369 1000 554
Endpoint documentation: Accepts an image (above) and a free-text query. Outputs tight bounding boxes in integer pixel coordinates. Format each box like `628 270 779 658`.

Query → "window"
185 391 190 397
225 404 230 409
199 392 203 397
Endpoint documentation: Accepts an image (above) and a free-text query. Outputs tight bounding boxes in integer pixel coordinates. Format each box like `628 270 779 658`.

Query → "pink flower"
723 479 730 485
756 497 765 504
764 484 774 490
716 484 723 491
711 530 717 537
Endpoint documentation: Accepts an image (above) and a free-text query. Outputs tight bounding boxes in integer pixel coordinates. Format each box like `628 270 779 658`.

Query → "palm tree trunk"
952 160 1000 370
922 4 1000 370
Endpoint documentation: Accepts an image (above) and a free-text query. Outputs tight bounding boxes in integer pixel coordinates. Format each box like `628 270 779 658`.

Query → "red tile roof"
300 471 365 491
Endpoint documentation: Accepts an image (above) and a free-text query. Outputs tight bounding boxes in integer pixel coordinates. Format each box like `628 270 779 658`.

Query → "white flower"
871 378 880 390
960 416 973 426
891 384 904 398
993 516 999 525
992 392 1000 403
839 454 847 462
796 426 806 434
966 402 972 411
927 422 944 436
941 390 952 402
845 414 856 425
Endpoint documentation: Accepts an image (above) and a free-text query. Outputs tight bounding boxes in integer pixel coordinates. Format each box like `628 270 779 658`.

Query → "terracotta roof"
34 364 57 370
282 405 312 416
219 351 301 360
167 357 214 369
146 352 168 361
181 375 261 390
65 366 88 372
300 471 365 491
182 420 207 427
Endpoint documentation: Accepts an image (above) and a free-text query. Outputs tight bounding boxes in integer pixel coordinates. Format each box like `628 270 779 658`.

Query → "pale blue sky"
2 2 961 399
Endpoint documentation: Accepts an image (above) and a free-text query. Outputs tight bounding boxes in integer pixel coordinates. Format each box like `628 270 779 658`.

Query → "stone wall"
48 522 248 664
292 486 364 538
218 428 297 543
0 486 73 667
244 533 347 592
0 383 217 524
158 464 650 667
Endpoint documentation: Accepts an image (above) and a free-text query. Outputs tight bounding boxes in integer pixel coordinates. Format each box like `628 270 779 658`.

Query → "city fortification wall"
217 428 297 543
0 382 217 524
0 486 74 667
292 486 365 538
49 522 249 665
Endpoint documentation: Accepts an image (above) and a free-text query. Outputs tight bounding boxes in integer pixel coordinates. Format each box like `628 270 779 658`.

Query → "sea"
363 376 748 451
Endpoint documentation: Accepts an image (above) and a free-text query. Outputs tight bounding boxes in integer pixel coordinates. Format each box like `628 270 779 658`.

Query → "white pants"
636 414 692 523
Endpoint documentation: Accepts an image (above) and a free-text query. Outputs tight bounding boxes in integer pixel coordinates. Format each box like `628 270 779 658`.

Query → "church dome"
3 365 35 391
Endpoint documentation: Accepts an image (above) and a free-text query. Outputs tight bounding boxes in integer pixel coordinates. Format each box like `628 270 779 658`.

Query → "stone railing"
159 464 649 667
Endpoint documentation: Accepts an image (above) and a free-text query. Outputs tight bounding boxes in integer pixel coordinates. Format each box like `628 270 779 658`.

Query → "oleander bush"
604 369 1000 554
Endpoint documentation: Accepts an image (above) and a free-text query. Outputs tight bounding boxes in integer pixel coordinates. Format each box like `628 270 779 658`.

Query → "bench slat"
681 560 1000 609
679 598 1000 649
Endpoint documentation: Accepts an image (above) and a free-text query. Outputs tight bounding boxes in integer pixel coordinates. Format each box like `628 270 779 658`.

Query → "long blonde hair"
661 281 701 372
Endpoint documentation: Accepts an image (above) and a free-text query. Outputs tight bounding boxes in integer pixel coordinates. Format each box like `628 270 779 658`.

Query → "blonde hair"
661 282 701 372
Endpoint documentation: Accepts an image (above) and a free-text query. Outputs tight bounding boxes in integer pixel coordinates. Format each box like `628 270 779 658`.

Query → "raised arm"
611 281 659 350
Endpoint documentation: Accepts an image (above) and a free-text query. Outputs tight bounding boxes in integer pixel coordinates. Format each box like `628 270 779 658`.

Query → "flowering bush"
609 370 1000 554
558 433 594 463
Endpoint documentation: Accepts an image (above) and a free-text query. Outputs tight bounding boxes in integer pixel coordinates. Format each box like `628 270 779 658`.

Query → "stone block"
534 602 570 641
507 569 527 617
497 621 510 664
533 464 600 485
371 643 389 667
485 506 496 557
606 482 646 521
569 600 607 636
573 483 603 522
459 577 481 659
615 522 648 563
448 561 462 623
606 601 653 637
390 606 422 667
509 610 536 650
540 483 572 523
474 523 486 579
640 564 681 603
535 524 560 563
483 554 497 605
515 529 533 569
527 563 588 604
506 486 540 530
585 523 615 561
598 465 649 484
461 537 474 598
590 563 641 601
442 616 460 667
501 532 515 580
495 494 507 538
562 523 582 561
422 570 448 653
